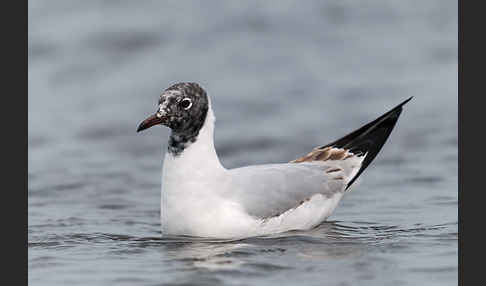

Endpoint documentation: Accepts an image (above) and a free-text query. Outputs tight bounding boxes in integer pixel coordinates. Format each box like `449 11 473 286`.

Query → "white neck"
162 102 225 180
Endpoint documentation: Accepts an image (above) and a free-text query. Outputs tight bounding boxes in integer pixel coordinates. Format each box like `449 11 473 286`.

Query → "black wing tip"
327 97 411 190
399 96 413 107
384 96 413 118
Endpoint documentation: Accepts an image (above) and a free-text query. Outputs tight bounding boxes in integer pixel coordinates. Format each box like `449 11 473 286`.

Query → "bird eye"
180 98 192 110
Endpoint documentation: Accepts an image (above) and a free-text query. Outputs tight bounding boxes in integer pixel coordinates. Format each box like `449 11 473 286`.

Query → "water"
28 1 458 285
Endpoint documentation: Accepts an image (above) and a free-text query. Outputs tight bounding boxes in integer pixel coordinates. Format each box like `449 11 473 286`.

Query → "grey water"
28 1 457 285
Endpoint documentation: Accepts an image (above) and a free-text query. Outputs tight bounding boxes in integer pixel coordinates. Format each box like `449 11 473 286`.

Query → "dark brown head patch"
159 82 209 156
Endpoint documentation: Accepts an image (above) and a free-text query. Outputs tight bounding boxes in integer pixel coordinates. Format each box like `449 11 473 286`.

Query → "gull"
137 82 411 238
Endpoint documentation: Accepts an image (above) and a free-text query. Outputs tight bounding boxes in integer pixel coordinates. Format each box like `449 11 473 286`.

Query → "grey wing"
227 159 361 219
227 97 411 219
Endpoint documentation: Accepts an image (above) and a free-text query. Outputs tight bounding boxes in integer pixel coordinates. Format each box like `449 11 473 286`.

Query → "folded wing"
228 97 411 219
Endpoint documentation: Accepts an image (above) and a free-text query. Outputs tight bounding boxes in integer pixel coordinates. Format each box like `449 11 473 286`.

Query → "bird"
137 82 411 239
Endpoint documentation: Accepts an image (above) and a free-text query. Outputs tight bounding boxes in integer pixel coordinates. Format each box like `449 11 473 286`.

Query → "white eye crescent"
180 98 192 110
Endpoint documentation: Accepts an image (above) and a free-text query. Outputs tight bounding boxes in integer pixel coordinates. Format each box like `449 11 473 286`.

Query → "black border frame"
6 0 27 284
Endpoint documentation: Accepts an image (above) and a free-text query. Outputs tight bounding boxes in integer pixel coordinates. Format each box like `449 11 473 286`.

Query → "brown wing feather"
290 146 355 164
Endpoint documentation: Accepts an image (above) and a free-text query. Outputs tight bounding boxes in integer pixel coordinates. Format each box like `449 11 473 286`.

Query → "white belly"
161 190 343 238
161 157 345 238
160 151 258 238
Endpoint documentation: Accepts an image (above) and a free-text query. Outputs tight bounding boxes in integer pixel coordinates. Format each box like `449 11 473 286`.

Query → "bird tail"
319 97 412 190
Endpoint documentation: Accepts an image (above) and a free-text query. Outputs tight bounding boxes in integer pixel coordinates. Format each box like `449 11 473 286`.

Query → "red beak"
137 113 164 132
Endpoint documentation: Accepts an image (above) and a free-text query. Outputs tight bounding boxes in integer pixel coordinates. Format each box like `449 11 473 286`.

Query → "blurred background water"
28 1 457 285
